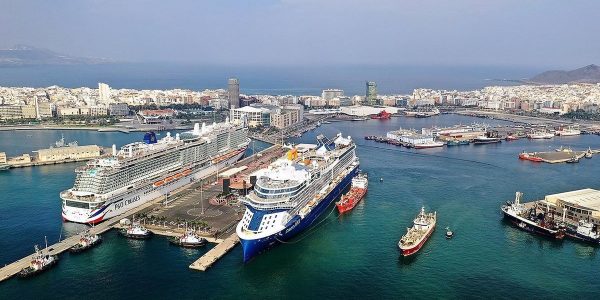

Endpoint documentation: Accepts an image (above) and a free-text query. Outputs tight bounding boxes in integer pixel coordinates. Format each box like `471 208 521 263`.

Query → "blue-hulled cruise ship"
236 133 359 262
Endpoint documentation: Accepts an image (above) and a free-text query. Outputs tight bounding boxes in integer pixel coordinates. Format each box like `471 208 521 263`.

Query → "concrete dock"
189 233 239 271
0 183 187 282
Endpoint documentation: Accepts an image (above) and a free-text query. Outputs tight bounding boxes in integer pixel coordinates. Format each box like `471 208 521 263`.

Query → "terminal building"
35 145 102 162
538 189 600 225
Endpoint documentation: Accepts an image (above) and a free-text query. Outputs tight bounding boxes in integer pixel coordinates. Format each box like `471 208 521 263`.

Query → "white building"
230 105 272 127
98 83 111 103
321 89 344 101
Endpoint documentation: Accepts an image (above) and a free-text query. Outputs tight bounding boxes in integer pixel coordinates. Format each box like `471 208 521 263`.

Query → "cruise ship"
236 133 359 262
60 120 249 224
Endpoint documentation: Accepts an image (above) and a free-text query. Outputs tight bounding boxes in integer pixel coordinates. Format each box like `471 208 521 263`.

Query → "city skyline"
1 0 599 68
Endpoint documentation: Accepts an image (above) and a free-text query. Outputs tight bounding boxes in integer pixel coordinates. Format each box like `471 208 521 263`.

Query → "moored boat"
566 220 600 244
69 232 102 253
413 141 445 149
18 243 58 278
473 135 502 144
501 192 565 239
505 135 519 141
371 110 392 120
518 152 543 162
336 173 368 213
169 229 207 248
398 207 436 256
121 223 152 239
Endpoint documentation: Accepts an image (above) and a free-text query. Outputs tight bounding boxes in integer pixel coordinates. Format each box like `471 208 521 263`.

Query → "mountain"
0 45 113 66
529 64 600 84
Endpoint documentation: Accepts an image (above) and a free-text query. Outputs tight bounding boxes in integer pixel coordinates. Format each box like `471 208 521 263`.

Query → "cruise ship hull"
239 164 359 262
62 148 246 224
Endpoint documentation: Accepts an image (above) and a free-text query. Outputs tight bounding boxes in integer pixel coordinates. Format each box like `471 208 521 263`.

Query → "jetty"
189 233 239 271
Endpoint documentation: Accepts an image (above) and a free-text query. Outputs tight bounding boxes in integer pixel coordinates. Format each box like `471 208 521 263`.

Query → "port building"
35 145 102 162
539 189 600 225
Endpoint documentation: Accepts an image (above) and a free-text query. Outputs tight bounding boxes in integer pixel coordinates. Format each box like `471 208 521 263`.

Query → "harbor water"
1 115 600 299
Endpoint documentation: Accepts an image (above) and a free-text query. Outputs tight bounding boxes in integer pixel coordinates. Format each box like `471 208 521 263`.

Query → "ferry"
236 133 359 262
60 119 249 224
336 173 368 213
398 207 436 256
501 192 565 239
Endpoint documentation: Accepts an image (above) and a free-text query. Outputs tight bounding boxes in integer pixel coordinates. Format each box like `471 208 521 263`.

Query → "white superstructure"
60 120 249 224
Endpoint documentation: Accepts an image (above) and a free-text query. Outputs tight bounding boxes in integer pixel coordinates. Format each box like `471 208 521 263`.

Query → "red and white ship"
336 173 368 213
398 207 436 256
518 152 543 162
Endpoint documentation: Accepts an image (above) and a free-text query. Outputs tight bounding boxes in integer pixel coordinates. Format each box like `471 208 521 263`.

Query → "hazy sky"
1 0 599 68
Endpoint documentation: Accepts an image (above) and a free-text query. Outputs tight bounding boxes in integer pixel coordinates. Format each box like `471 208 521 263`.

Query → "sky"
1 0 599 68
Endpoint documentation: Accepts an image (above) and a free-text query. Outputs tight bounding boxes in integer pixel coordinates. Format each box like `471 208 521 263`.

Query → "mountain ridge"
529 64 600 84
0 45 113 66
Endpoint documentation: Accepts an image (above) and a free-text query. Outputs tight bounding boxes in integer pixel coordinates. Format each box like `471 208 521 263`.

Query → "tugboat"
398 207 436 256
169 229 207 248
336 173 368 213
69 232 102 253
18 241 58 278
445 227 454 239
501 192 565 239
120 223 152 239
566 156 580 163
585 148 593 159
566 220 600 244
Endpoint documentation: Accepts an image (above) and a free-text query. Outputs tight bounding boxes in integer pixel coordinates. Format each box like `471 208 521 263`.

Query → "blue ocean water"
1 115 600 299
0 64 541 95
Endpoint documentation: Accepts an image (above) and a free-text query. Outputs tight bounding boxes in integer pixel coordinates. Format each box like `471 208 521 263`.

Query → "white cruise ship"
236 133 359 262
60 120 249 224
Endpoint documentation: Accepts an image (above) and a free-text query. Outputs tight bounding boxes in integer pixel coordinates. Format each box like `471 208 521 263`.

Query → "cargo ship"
413 141 445 149
527 131 554 139
236 133 359 262
518 152 543 162
336 173 368 213
60 120 249 224
398 207 436 256
501 192 565 239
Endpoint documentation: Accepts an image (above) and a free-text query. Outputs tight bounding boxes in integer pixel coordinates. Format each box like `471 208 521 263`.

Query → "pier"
189 233 239 271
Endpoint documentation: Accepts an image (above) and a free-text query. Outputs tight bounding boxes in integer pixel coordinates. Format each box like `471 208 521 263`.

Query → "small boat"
18 242 58 278
566 156 580 163
0 164 10 171
505 135 519 141
398 207 436 256
336 173 368 213
555 146 573 153
585 148 593 159
473 136 502 144
380 177 383 182
69 232 102 253
121 223 152 239
169 229 207 248
445 227 454 239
